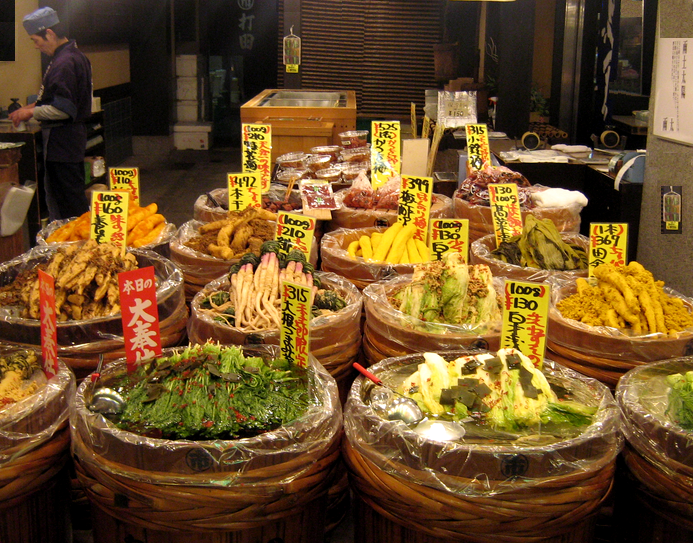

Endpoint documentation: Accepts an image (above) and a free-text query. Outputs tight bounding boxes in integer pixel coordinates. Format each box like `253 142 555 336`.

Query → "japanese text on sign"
280 281 311 368
238 0 256 51
91 191 129 254
227 172 262 211
466 124 491 172
589 223 628 274
275 211 315 258
38 270 58 378
109 167 140 205
501 281 550 369
371 121 401 190
488 183 523 246
398 176 433 243
118 266 162 372
242 123 272 192
430 218 469 262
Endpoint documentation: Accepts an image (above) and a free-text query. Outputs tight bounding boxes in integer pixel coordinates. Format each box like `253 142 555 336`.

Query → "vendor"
9 6 92 221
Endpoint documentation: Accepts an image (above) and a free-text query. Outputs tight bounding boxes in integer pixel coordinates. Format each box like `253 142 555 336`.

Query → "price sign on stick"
430 218 469 262
227 172 262 211
91 191 129 254
397 175 433 244
242 123 272 193
501 280 550 370
280 281 311 368
275 211 315 259
466 124 491 172
38 270 58 378
371 120 401 190
109 167 140 205
118 266 161 373
589 223 628 275
488 183 523 246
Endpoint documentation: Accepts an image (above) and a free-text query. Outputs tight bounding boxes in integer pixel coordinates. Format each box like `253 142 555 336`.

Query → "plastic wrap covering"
453 185 583 243
193 185 303 223
187 271 362 403
547 282 693 387
362 275 502 364
1 356 75 503
70 345 342 531
327 189 451 231
616 359 693 526
342 351 622 541
320 226 417 290
470 232 589 283
0 245 187 379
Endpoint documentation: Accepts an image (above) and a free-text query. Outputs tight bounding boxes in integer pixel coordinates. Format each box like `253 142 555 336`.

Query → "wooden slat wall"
278 0 444 118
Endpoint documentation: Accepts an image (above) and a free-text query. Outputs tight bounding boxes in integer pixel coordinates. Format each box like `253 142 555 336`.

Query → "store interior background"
0 0 692 296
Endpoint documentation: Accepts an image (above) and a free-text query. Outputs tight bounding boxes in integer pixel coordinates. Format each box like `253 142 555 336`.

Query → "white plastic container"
173 122 213 150
176 100 198 122
176 77 198 101
0 182 36 236
176 55 198 77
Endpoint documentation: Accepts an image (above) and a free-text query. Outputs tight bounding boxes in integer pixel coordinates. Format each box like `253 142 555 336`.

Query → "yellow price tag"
286 64 299 73
108 167 140 205
371 120 401 190
280 281 311 368
397 175 433 244
275 211 316 259
242 123 272 193
90 191 129 255
588 222 629 274
227 172 262 212
488 183 523 246
429 218 469 262
466 124 491 172
501 280 550 369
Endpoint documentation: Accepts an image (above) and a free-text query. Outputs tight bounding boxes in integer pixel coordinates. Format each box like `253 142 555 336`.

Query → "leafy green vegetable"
666 371 693 429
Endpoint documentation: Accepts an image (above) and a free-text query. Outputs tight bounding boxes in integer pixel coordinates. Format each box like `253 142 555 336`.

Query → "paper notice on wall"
653 38 693 146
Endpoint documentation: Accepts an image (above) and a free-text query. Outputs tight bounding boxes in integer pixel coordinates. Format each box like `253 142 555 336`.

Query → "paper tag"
242 123 272 193
589 222 628 274
397 175 433 243
280 281 311 368
286 64 299 73
371 120 401 190
430 218 469 262
90 191 129 254
501 280 550 369
109 167 140 205
38 270 58 378
227 172 262 211
118 266 162 372
466 124 491 171
488 183 523 246
275 211 315 258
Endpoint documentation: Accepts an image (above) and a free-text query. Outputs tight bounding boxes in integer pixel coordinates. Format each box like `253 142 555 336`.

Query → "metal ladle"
88 354 125 416
353 363 424 424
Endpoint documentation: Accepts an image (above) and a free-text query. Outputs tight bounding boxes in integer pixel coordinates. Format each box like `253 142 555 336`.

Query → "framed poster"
653 38 693 145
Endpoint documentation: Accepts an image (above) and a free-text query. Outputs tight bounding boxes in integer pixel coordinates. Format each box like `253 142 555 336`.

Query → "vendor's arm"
8 102 36 127
33 105 70 121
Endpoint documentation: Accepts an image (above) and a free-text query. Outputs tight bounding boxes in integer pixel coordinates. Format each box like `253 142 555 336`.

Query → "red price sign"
501 280 550 369
38 270 58 378
118 266 161 372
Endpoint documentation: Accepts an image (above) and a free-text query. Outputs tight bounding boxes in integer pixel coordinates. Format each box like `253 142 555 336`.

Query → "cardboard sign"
109 167 140 205
280 281 311 368
466 124 491 172
275 211 315 258
371 120 401 190
488 183 523 246
501 280 550 369
397 175 433 243
38 269 58 378
227 172 262 211
242 123 272 193
118 266 162 372
589 222 628 274
90 191 129 254
430 218 469 262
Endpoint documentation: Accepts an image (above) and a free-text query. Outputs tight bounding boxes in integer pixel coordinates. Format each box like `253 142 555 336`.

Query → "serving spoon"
88 354 125 416
353 363 424 424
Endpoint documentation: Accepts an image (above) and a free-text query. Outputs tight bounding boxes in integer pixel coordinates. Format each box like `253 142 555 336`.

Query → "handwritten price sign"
38 270 58 378
398 175 433 243
280 281 311 368
589 223 628 275
109 167 140 205
227 172 262 211
275 211 315 259
90 191 129 254
371 120 401 190
430 218 469 262
466 124 491 172
501 280 550 369
242 123 272 193
488 183 523 246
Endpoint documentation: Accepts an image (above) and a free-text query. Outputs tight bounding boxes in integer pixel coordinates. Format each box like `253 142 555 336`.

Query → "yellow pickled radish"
373 222 403 262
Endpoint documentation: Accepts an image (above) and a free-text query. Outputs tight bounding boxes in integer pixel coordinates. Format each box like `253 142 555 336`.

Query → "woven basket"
71 346 342 541
343 351 622 543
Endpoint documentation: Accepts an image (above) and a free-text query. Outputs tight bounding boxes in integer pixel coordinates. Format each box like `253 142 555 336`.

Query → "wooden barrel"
0 247 188 381
470 232 589 283
362 275 501 365
343 352 622 543
193 186 303 222
71 346 342 543
187 271 363 405
0 358 75 543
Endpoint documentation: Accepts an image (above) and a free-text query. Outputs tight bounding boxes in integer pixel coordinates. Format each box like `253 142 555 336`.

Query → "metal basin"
265 99 339 107
260 90 345 108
